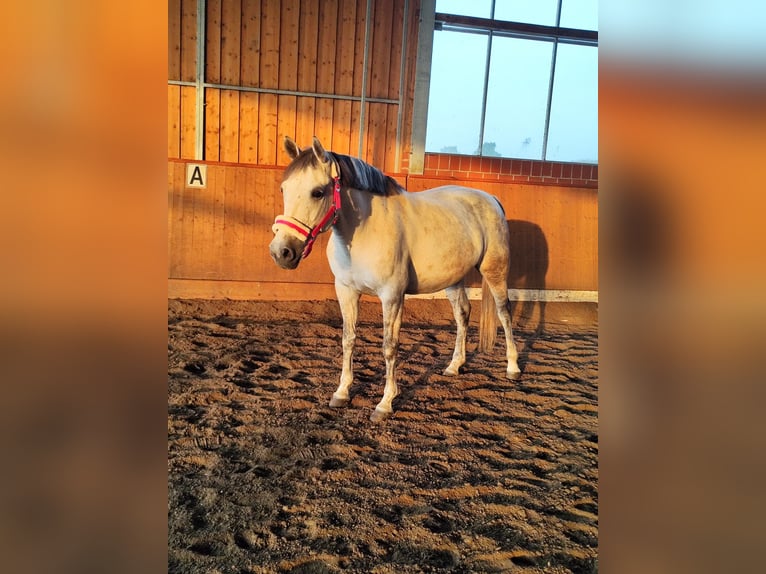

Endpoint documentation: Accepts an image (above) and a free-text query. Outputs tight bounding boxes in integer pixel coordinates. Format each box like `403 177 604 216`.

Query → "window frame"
409 0 598 172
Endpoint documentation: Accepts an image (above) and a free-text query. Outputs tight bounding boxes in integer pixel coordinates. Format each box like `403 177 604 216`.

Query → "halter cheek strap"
272 164 342 260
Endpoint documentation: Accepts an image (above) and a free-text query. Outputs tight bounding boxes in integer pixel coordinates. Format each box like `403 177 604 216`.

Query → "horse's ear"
311 136 329 164
284 136 301 160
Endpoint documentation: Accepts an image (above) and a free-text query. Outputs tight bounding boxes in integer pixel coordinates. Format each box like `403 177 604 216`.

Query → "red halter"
273 173 342 259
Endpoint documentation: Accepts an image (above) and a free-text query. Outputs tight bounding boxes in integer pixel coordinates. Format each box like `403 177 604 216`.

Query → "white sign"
186 164 207 188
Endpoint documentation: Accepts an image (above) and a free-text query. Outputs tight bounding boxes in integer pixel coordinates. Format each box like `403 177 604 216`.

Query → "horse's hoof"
442 366 459 376
507 370 521 380
329 396 349 408
370 408 392 423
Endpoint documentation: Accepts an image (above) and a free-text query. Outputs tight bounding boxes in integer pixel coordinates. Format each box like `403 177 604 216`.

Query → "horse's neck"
335 186 374 241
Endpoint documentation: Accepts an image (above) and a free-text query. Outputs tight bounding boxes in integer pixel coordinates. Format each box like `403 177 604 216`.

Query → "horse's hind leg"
444 282 470 376
330 282 360 408
480 266 521 380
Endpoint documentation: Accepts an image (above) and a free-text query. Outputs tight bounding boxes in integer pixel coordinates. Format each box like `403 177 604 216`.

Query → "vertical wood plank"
191 165 215 277
168 0 181 81
297 0 319 92
190 164 204 275
180 163 197 276
332 101 353 156
205 88 221 161
221 0 242 86
352 0 369 154
295 97 316 147
241 168 259 279
168 85 181 158
386 0 404 170
212 165 226 277
353 0 367 97
239 92 259 164
238 0 261 163
221 0 242 84
384 103 398 172
296 0 319 145
258 95 279 165
387 0 404 100
399 0 420 170
364 0 396 165
206 0 222 83
277 0 299 161
235 166 249 280
331 0 357 154
335 0 357 97
220 89 241 162
222 167 246 279
260 0 281 90
259 0 281 163
180 86 197 159
180 0 198 83
368 0 392 99
252 169 277 279
367 102 387 167
315 0 338 148
240 0 261 87
169 162 186 277
390 0 408 171
350 101 366 159
314 100 334 149
277 96 297 165
204 1 222 161
279 1 299 90
220 0 242 161
167 162 178 273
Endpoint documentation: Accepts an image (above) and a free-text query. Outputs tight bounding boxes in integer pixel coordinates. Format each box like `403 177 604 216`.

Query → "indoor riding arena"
168 1 598 572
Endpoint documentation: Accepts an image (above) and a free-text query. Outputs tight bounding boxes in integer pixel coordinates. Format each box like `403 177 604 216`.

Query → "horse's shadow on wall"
506 219 549 339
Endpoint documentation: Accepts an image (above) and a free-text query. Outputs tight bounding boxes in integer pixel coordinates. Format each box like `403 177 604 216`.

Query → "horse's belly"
406 255 476 294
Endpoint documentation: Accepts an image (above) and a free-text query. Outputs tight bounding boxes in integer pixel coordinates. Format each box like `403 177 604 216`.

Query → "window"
425 0 598 163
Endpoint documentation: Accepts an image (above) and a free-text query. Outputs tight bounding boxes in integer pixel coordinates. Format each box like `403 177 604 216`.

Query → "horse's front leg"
330 282 360 408
371 293 404 422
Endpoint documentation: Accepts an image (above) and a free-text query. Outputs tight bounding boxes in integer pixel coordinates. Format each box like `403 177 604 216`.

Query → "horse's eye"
311 189 324 199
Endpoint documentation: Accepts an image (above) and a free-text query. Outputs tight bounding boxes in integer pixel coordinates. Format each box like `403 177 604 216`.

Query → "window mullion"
542 0 563 160
542 41 557 161
477 31 493 156
476 0 497 156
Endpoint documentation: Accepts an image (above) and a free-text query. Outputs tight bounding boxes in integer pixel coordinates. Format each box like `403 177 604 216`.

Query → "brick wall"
419 153 598 188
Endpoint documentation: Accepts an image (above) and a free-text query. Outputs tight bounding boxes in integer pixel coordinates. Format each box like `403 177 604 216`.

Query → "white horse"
270 137 521 422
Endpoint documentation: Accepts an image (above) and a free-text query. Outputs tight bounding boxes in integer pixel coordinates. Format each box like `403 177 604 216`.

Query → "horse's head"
269 136 339 269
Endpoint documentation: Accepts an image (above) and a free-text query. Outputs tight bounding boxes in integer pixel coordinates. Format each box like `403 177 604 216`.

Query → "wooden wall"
168 0 418 172
168 159 597 299
167 1 599 300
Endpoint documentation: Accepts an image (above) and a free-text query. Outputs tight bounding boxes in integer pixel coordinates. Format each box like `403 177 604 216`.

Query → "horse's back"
409 185 504 217
404 185 508 238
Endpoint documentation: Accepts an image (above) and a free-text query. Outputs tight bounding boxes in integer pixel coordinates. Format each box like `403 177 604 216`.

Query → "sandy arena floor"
168 298 598 573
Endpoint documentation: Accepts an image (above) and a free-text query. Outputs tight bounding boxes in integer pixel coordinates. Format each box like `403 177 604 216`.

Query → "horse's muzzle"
269 235 303 269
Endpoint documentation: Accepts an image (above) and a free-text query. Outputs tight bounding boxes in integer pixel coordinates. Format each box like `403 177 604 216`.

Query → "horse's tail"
478 277 497 353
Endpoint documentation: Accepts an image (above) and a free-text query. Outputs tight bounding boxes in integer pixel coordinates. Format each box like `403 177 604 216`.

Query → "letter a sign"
186 164 207 188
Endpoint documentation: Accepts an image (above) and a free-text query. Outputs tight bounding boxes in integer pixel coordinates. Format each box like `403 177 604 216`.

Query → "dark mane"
283 148 404 196
331 153 404 196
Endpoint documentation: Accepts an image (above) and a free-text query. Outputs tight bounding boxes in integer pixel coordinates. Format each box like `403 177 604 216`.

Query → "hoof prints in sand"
168 301 598 573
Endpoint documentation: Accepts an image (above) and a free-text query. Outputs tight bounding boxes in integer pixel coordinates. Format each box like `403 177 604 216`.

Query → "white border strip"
408 289 598 303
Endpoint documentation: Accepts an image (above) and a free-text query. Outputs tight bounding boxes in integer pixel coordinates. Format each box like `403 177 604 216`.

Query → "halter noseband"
272 161 342 260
